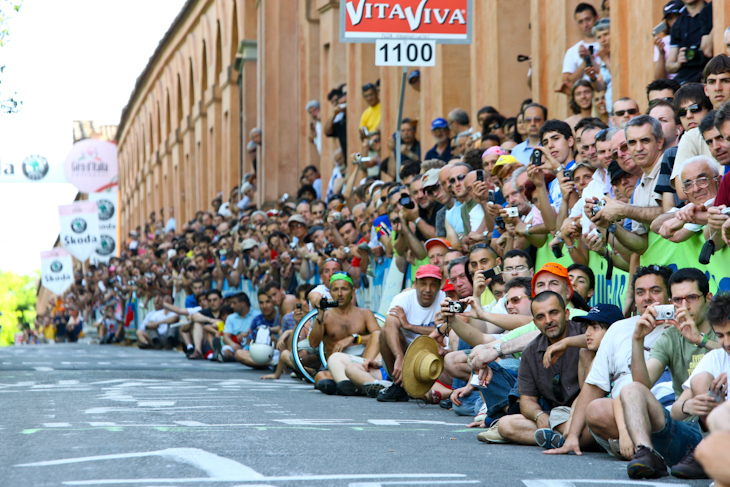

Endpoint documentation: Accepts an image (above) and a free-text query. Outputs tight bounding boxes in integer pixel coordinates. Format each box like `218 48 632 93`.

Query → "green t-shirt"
649 326 716 397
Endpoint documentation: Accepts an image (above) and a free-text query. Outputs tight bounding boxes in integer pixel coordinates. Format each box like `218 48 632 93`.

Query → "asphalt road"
0 344 713 487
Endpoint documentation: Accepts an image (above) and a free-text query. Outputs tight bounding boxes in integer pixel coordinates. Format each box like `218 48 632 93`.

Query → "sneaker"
212 337 224 363
670 446 708 479
627 445 669 479
535 428 564 449
184 345 195 358
439 399 453 409
315 379 337 395
336 380 362 396
151 338 163 350
363 382 386 398
377 383 409 402
477 420 509 444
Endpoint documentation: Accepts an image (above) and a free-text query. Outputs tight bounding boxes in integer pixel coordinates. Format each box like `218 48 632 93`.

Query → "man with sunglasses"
672 77 714 182
619 268 719 479
611 98 641 129
424 118 453 163
646 78 680 105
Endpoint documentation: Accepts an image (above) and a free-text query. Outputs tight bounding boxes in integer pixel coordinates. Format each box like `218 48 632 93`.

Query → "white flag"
59 201 100 262
88 190 118 264
40 248 74 296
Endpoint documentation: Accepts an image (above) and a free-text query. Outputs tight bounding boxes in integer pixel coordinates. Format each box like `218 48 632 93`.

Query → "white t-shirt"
569 176 606 234
140 309 177 335
683 348 730 401
468 203 485 233
585 316 668 397
388 288 446 345
309 284 332 308
562 40 601 76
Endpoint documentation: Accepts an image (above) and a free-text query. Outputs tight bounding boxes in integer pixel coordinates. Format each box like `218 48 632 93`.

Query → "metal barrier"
291 309 386 383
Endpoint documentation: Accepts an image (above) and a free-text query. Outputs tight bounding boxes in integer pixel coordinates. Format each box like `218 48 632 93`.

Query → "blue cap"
431 117 448 131
408 70 420 81
573 303 624 327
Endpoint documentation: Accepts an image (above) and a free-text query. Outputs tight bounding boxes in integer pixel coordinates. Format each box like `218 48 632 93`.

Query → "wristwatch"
352 334 361 345
699 333 709 349
524 224 532 236
414 217 423 226
493 341 505 358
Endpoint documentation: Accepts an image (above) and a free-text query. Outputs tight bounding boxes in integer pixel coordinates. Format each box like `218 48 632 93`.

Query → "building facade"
116 0 730 234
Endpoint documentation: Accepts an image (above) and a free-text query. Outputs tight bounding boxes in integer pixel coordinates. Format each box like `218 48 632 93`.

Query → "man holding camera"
309 273 382 396
619 268 718 479
378 265 446 402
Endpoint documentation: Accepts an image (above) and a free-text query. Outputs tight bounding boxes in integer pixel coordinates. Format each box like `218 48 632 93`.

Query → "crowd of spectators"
29 1 730 485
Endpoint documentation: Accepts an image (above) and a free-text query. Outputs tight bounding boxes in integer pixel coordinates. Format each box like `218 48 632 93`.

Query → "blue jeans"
652 408 702 467
453 390 483 416
476 361 518 419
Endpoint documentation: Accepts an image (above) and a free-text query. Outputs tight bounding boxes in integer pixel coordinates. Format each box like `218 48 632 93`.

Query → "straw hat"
402 336 444 398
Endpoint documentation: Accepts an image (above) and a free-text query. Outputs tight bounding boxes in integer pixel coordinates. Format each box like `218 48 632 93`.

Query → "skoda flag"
58 201 101 262
89 190 118 264
40 248 75 296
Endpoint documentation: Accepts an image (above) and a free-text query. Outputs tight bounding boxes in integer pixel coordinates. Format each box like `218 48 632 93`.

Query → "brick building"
116 0 730 234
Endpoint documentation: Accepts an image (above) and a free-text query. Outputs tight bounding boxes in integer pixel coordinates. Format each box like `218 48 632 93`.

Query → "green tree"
0 270 38 346
0 0 23 114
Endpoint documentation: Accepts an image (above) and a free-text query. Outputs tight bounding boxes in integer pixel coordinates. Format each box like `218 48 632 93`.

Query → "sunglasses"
469 242 490 253
507 295 528 305
324 258 340 264
648 97 674 108
449 174 467 185
677 103 703 118
613 108 639 117
611 142 629 161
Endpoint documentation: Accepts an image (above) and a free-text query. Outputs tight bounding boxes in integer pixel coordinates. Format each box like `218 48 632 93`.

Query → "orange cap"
531 262 573 298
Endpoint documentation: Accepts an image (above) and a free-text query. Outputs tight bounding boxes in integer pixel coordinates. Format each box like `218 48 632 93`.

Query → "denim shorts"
651 408 702 467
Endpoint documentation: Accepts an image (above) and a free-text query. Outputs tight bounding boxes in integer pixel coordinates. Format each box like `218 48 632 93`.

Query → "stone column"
193 100 209 211
298 0 321 175
317 0 346 188
258 0 301 206
470 0 531 122
713 0 730 57
205 84 222 199
610 0 666 110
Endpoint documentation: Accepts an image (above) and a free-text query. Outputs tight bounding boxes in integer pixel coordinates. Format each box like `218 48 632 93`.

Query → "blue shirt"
223 309 260 336
184 294 199 308
424 143 453 163
548 159 575 212
445 201 464 235
511 139 537 165
248 311 281 342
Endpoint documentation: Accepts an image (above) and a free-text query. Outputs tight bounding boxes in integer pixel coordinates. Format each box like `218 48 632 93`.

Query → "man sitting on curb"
378 264 446 402
496 291 582 449
309 273 381 396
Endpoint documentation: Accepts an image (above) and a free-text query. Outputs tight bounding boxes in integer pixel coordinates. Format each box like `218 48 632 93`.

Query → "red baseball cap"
442 279 455 293
416 264 442 281
424 238 452 252
531 262 573 298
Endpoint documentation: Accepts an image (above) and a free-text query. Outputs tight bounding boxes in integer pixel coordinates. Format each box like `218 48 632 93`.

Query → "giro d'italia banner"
40 248 75 296
63 139 118 194
58 201 100 262
88 190 118 264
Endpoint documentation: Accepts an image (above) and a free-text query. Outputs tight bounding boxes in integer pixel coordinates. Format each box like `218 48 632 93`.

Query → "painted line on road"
522 481 691 487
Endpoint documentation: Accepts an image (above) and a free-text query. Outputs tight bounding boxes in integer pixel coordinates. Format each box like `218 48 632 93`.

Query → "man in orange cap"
424 237 452 281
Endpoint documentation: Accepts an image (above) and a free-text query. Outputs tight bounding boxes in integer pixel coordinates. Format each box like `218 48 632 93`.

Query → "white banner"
88 190 118 264
58 201 100 262
0 154 68 183
40 248 75 296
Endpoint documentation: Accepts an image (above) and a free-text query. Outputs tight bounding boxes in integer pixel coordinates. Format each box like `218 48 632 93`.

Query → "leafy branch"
0 0 23 114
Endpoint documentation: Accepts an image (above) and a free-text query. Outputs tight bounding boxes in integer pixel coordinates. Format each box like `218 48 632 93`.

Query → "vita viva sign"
341 0 472 43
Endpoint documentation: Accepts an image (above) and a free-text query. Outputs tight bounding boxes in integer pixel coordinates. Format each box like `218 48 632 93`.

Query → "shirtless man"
309 273 381 395
263 280 298 315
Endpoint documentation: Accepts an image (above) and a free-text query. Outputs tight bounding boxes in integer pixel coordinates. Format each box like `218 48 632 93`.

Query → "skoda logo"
97 199 115 221
71 218 87 234
50 261 63 273
96 235 116 256
22 155 50 181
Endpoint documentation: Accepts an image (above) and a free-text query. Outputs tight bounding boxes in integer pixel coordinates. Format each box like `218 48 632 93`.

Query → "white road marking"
522 481 691 487
34 367 53 371
137 401 175 407
42 423 71 428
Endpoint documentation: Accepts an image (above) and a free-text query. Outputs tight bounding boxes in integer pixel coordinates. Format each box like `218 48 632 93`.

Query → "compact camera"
563 169 573 181
591 200 606 216
530 149 543 166
399 195 416 209
654 304 676 321
505 207 519 218
448 301 466 313
495 216 505 230
483 266 502 280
